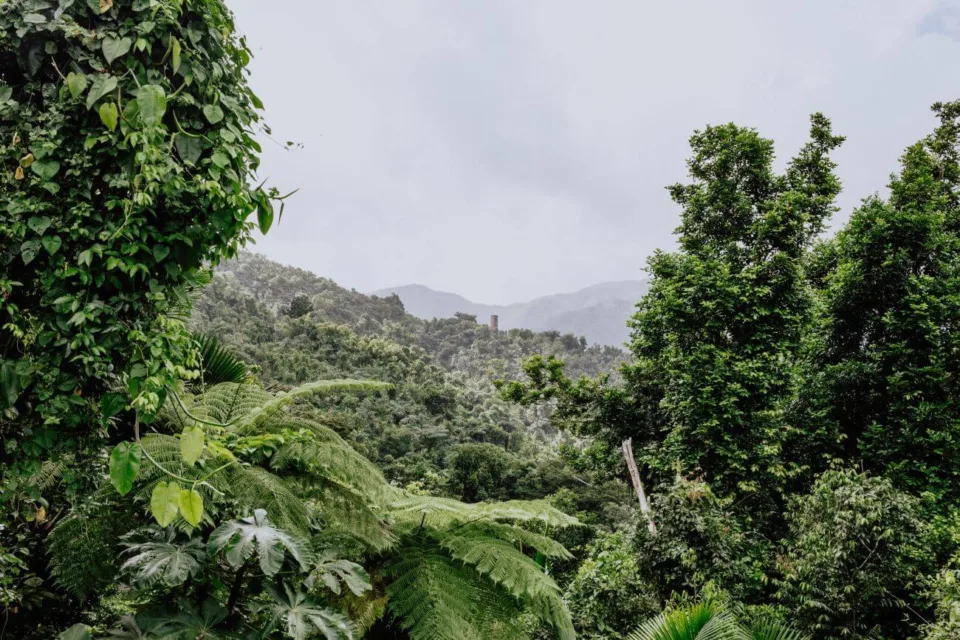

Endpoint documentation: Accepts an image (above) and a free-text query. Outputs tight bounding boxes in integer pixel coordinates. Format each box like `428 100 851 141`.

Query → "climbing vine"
0 0 282 490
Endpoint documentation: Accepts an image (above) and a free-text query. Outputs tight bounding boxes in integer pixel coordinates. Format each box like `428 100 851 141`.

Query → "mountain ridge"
373 279 647 346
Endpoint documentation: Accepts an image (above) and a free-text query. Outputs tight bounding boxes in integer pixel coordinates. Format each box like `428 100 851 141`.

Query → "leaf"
98 102 118 131
203 104 224 124
264 583 357 640
85 74 117 110
100 391 127 418
0 360 21 409
24 13 47 24
137 85 167 127
42 235 62 255
257 191 274 234
180 426 204 466
20 153 35 168
31 159 60 180
208 509 311 577
171 36 182 73
66 72 87 99
153 244 170 262
151 481 181 527
175 134 204 165
0 85 12 102
109 442 141 496
15 166 24 180
120 531 204 587
58 624 91 640
27 216 51 235
21 240 40 265
179 489 203 526
102 36 132 65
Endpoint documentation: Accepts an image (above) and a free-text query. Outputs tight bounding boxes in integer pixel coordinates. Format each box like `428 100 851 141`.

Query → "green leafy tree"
792 101 960 501
775 469 929 639
283 294 315 319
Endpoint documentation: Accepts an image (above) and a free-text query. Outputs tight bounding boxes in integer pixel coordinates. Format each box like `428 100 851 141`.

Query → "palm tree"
628 600 808 640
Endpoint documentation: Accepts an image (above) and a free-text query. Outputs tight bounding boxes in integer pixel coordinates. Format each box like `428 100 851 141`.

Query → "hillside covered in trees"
4 0 960 639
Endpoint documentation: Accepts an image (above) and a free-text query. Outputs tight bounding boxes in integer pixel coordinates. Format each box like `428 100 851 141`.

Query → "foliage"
775 469 929 638
791 102 960 502
563 531 659 640
633 476 769 604
627 600 808 640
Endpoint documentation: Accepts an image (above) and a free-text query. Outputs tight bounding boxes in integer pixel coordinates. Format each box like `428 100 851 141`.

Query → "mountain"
372 280 647 346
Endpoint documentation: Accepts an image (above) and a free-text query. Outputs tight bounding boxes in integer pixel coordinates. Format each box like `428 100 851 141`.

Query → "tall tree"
794 101 960 501
626 114 843 503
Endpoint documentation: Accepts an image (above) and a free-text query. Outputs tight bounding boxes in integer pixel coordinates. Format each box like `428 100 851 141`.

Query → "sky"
230 0 960 304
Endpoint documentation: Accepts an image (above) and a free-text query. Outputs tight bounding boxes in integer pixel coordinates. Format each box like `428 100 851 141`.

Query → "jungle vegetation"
2 0 960 639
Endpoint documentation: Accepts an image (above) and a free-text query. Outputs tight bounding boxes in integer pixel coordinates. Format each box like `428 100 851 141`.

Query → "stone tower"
489 314 499 332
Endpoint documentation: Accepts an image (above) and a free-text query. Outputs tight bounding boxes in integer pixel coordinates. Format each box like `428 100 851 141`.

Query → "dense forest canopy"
2 1 960 639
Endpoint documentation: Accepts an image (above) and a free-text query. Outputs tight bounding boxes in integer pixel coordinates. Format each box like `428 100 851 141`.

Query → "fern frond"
239 380 392 429
385 542 522 640
389 494 578 530
311 482 395 552
27 459 67 491
271 432 388 500
459 522 573 560
48 510 128 600
225 466 313 536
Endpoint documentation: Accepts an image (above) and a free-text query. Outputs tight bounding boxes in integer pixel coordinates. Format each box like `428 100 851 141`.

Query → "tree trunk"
622 438 656 534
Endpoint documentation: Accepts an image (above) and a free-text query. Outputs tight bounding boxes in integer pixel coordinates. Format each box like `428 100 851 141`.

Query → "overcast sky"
230 0 960 304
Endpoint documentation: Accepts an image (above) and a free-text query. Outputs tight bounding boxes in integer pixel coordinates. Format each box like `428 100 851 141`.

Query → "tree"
283 294 315 319
775 469 929 639
503 114 844 514
792 101 960 501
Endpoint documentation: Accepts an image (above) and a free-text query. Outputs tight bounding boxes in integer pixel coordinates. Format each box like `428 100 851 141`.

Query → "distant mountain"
372 280 647 346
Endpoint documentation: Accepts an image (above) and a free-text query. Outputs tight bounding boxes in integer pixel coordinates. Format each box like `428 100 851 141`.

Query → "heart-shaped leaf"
41 235 62 255
102 36 131 64
137 85 167 127
66 72 87 99
179 488 203 526
98 102 118 131
85 74 117 110
31 159 60 181
175 134 204 165
19 153 34 168
109 442 141 496
203 104 224 124
0 360 21 410
153 244 170 262
180 426 204 466
0 85 12 102
27 216 51 235
21 240 40 265
151 481 181 527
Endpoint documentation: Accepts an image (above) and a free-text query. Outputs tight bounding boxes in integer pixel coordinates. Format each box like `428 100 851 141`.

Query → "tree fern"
385 542 524 640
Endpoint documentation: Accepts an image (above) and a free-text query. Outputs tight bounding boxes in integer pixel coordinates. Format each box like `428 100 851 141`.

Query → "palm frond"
196 334 248 386
627 601 744 640
745 620 809 640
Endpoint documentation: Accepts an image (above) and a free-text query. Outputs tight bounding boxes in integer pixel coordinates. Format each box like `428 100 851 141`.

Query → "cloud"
232 0 960 303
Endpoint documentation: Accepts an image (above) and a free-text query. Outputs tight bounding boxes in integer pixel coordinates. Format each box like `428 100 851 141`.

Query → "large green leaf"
42 235 62 255
151 481 181 527
66 72 87 99
137 85 167 127
263 583 357 640
27 215 51 234
180 426 204 466
208 509 311 576
58 624 91 640
120 529 204 587
21 239 40 264
0 360 21 409
179 488 203 527
308 549 371 596
197 334 247 385
85 74 118 109
203 104 224 124
31 159 60 180
99 102 118 131
109 442 141 495
102 36 132 64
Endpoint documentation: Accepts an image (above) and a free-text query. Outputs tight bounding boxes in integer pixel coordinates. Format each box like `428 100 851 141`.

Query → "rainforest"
3 1 960 639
